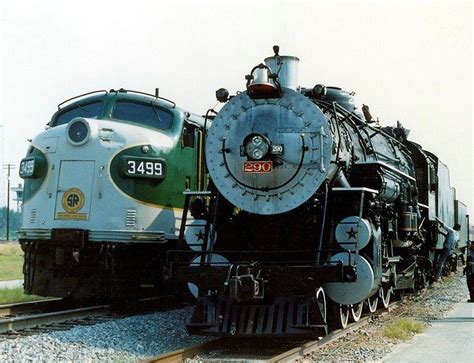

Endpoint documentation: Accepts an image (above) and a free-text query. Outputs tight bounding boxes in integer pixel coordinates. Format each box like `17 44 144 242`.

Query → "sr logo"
61 188 85 213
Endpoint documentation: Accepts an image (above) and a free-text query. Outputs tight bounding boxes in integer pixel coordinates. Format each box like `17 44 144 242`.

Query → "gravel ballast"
0 306 212 362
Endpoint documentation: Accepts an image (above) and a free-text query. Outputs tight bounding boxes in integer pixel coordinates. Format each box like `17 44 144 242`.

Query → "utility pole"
3 164 15 240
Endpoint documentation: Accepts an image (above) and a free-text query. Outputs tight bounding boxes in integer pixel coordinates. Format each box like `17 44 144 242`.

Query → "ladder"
178 189 220 263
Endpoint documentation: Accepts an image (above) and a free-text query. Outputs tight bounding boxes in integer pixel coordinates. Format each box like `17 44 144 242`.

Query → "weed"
383 317 425 340
0 243 23 281
0 287 50 304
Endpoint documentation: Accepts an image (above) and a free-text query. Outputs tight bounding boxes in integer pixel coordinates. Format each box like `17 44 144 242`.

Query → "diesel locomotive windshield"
51 97 173 132
112 100 173 130
54 101 103 126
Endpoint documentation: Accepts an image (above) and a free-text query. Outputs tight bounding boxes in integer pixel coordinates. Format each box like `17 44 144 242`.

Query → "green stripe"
109 144 196 206
22 147 48 203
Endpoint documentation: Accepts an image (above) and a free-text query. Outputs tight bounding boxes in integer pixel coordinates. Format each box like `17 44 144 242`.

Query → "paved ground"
384 301 474 362
0 279 23 289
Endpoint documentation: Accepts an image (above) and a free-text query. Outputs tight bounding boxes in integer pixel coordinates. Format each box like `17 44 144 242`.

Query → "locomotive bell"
247 64 280 99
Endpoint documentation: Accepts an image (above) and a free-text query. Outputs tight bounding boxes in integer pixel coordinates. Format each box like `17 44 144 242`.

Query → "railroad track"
269 303 399 362
0 298 70 317
269 282 451 362
0 304 110 334
0 293 193 336
147 279 457 362
148 301 401 362
148 339 224 363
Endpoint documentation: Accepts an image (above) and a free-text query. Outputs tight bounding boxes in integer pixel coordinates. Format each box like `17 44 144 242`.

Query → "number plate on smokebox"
243 161 273 173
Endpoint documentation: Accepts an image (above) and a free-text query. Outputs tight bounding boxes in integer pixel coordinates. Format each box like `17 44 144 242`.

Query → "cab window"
54 101 103 126
112 100 173 130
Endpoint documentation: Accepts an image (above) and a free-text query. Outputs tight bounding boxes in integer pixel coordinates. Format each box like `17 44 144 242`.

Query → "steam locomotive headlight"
66 118 91 146
244 134 270 160
252 148 264 160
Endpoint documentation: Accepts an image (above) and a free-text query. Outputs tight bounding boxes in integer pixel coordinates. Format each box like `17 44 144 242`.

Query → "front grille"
30 209 37 224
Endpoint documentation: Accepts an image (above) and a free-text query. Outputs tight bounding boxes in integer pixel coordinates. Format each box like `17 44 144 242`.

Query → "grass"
0 243 24 281
0 244 54 304
0 287 50 305
383 317 425 340
441 274 456 284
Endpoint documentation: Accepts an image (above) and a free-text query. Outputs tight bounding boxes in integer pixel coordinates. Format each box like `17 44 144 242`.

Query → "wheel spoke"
366 294 378 313
351 301 364 322
339 304 349 329
329 302 349 330
379 286 392 309
315 287 327 324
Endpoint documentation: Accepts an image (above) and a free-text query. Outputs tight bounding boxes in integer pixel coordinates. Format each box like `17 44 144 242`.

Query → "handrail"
57 90 108 109
57 89 177 110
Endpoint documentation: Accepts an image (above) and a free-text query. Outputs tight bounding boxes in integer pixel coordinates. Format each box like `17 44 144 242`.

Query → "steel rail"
0 298 63 317
0 294 178 318
268 303 399 362
0 305 109 334
146 339 222 363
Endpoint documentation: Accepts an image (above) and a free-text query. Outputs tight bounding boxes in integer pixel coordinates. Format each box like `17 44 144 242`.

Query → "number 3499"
127 160 162 175
123 158 165 179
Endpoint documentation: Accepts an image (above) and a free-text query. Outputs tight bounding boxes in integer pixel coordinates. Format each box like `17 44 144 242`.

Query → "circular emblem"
62 188 85 213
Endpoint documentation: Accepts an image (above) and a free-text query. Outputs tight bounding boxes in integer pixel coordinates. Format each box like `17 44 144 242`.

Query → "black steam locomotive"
169 47 469 336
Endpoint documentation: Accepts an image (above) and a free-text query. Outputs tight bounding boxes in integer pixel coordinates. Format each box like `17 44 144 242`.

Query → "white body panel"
20 118 184 243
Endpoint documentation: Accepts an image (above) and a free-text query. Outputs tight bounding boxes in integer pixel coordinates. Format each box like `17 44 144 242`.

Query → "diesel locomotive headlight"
66 118 91 146
244 134 270 160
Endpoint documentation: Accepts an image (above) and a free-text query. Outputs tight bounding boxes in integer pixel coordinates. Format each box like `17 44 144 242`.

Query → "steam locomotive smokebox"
206 88 334 215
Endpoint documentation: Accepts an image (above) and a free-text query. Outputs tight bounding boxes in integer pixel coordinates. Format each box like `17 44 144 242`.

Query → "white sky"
0 0 472 211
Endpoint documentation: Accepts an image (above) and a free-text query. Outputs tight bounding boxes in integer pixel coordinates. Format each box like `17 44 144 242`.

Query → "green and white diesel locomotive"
19 89 207 300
